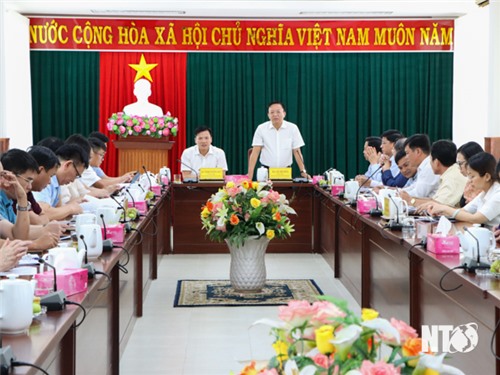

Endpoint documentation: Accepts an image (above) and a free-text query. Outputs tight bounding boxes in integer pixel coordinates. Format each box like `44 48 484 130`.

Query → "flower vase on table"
201 179 296 292
226 236 270 292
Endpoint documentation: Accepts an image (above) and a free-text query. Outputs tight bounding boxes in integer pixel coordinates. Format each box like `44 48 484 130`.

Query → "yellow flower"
266 229 275 240
250 198 261 208
315 325 335 355
242 180 250 189
201 207 210 218
423 370 439 375
226 181 235 188
361 308 379 321
251 181 259 189
272 340 289 365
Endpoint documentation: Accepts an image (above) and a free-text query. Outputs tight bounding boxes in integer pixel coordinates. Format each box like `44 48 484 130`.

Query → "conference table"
4 182 500 374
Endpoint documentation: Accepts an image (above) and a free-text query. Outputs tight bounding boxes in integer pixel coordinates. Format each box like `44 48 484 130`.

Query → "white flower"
256 222 265 235
361 318 401 345
284 360 316 375
330 325 363 360
413 353 465 375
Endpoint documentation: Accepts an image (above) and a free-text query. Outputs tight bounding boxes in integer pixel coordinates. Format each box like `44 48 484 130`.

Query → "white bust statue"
123 79 164 117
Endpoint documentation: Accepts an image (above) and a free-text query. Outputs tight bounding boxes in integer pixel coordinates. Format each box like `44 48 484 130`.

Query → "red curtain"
98 52 187 176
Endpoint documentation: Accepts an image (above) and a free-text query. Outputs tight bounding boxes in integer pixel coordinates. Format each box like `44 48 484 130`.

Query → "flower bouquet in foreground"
201 180 296 247
239 296 464 375
106 111 178 139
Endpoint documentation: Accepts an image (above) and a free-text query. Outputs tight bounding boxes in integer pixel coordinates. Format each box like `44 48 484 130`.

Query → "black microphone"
38 259 66 311
79 234 89 264
353 165 382 207
386 193 403 230
125 188 136 207
142 165 153 191
177 159 198 183
109 194 127 223
462 226 490 273
99 214 108 240
365 189 382 217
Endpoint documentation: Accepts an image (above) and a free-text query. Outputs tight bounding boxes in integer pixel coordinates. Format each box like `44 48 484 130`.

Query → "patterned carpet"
173 279 323 307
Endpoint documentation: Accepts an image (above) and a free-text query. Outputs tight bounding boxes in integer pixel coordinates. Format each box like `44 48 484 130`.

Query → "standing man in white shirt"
181 126 228 179
402 134 440 200
247 101 309 179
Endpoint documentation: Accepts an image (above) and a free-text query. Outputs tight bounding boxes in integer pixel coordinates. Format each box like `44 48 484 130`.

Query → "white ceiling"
5 0 478 20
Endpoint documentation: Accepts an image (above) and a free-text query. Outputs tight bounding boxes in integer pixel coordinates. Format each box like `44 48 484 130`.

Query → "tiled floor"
119 253 359 375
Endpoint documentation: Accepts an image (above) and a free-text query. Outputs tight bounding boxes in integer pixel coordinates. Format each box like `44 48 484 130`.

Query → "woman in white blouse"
429 152 500 228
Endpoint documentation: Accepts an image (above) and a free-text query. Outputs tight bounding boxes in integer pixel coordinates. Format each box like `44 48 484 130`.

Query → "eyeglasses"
16 174 34 185
72 162 82 178
97 152 106 159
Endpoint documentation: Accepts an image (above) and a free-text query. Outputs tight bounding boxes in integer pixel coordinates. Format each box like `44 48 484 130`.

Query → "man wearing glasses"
33 144 89 221
0 149 62 251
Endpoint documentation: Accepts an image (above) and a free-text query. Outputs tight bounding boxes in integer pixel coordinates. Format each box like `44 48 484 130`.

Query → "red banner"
29 18 454 52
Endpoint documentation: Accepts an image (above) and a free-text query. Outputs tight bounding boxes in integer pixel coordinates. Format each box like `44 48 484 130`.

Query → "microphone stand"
38 259 66 311
80 234 97 279
353 165 382 207
462 226 490 273
125 188 136 208
386 193 403 230
365 189 382 217
177 159 198 183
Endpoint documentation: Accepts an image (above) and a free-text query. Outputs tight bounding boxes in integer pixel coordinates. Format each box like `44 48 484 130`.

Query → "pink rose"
278 300 318 326
390 318 417 344
107 122 113 130
128 130 133 135
149 118 154 125
119 126 126 134
146 130 151 135
311 301 347 326
162 128 170 136
150 126 157 132
226 187 242 197
166 111 171 116
133 125 142 133
311 353 335 369
126 119 133 126
359 360 401 375
116 118 124 125
158 118 165 125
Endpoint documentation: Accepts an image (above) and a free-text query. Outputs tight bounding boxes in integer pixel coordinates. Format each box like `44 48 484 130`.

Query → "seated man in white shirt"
401 134 440 200
355 136 383 187
181 126 228 179
401 140 467 209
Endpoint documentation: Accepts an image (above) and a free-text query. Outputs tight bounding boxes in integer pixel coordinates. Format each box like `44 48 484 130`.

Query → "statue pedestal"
113 136 175 175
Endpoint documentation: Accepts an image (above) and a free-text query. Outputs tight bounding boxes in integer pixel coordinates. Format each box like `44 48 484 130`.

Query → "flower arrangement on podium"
239 296 464 375
107 111 178 139
200 180 296 247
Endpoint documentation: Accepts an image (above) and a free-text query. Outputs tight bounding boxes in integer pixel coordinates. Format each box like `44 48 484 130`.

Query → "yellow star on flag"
128 54 158 82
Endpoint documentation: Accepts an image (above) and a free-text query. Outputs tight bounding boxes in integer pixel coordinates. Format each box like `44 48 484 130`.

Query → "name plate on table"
199 168 224 181
269 168 292 180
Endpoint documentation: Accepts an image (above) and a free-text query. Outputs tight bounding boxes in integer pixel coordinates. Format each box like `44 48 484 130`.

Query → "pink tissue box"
131 200 147 214
150 185 161 196
357 198 377 214
312 175 324 185
34 268 88 297
426 234 460 254
331 185 344 196
101 223 125 243
161 176 169 185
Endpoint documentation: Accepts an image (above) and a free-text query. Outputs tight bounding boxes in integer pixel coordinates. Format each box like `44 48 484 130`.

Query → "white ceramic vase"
225 236 270 292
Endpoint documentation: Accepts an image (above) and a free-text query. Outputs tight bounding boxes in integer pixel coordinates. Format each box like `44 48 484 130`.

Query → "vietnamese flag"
98 52 187 176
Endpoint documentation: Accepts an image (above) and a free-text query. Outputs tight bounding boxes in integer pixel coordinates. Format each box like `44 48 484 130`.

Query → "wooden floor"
119 253 359 375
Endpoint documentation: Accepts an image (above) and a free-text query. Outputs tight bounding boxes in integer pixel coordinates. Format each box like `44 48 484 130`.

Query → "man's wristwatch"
301 169 307 174
16 202 31 212
410 198 416 206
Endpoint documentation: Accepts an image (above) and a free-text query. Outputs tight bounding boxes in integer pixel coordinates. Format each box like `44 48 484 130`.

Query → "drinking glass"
173 174 182 184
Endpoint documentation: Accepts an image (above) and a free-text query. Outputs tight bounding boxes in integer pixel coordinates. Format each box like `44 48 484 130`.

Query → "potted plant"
106 111 178 139
201 179 296 292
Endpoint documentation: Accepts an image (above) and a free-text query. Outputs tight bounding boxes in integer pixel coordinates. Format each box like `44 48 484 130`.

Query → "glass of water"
402 225 416 239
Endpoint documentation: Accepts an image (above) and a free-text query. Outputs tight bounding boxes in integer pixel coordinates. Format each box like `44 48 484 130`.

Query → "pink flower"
390 318 417 344
150 126 157 132
244 213 251 221
311 301 347 326
119 126 126 134
149 118 154 125
106 122 113 130
128 130 133 135
227 187 242 198
359 360 401 375
312 353 334 369
146 130 151 135
166 111 171 116
212 202 223 214
126 119 133 126
278 300 318 326
215 225 226 232
133 125 142 133
116 118 124 125
162 128 170 136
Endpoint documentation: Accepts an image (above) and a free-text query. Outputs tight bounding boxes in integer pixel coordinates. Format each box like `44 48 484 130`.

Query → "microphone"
125 188 136 207
353 165 382 207
177 159 198 183
38 259 66 311
386 193 403 230
142 165 153 191
100 214 108 240
462 226 490 273
79 234 97 279
109 195 127 223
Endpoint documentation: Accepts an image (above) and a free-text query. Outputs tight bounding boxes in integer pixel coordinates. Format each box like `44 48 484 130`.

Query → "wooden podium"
114 136 175 175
